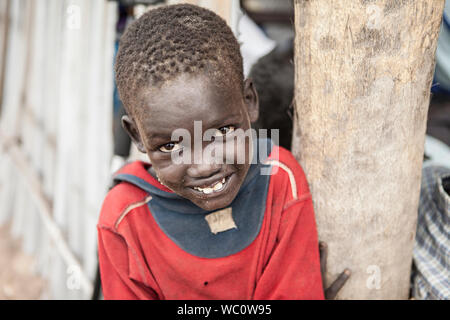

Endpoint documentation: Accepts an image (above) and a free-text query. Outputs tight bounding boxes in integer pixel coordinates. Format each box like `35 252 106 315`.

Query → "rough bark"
292 0 444 299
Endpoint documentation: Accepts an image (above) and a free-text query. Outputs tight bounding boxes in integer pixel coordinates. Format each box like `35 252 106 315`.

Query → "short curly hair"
115 4 244 117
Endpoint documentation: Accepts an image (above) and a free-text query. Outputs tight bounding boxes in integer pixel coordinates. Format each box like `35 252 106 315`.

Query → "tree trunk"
292 0 444 299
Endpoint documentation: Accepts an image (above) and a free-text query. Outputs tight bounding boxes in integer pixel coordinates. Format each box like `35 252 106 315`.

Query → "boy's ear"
243 78 259 123
121 115 147 153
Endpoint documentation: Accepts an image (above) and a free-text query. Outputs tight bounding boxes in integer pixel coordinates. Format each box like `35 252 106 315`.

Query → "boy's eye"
159 142 181 153
214 125 235 137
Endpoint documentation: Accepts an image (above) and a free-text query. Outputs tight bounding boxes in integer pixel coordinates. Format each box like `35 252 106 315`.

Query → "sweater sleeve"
252 196 325 300
97 226 159 300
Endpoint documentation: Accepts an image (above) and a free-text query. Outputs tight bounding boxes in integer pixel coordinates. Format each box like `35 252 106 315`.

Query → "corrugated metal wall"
0 0 116 299
0 0 240 300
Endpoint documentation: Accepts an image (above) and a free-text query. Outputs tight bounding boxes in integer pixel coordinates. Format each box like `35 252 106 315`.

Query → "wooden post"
292 0 444 299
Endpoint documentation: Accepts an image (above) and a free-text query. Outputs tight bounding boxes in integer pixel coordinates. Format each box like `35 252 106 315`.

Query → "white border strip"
264 159 298 200
115 195 152 230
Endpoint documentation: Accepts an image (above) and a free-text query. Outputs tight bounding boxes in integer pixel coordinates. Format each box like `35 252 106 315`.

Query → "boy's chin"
182 171 243 211
187 192 236 212
193 199 233 212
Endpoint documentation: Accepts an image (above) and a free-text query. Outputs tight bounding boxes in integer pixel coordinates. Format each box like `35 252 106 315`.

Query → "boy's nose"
187 163 221 179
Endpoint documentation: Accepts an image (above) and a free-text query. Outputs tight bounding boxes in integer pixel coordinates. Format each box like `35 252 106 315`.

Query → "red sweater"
97 146 324 300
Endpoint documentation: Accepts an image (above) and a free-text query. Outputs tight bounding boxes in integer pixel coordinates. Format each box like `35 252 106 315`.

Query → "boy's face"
122 73 259 211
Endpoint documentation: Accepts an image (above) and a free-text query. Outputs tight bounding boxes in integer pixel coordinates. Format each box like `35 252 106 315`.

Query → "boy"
98 4 347 300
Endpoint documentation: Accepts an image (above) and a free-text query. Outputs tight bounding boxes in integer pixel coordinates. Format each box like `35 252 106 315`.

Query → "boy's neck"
147 164 158 180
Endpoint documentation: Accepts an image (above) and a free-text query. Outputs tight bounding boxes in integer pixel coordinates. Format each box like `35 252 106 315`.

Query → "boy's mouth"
193 177 226 194
189 174 233 196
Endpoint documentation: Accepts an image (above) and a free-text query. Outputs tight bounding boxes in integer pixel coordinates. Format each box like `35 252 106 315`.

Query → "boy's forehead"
141 73 239 107
135 73 244 133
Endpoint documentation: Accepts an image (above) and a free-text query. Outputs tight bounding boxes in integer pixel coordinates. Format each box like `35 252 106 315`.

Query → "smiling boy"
97 4 327 300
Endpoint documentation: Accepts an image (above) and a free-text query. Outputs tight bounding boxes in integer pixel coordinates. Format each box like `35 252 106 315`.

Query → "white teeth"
213 182 223 191
194 177 227 194
203 187 213 194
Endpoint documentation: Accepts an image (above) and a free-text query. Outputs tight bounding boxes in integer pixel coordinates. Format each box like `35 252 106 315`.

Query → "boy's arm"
97 226 159 300
253 196 324 300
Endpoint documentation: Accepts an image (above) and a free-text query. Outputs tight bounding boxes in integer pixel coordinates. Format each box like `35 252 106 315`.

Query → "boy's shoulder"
97 161 153 231
267 145 311 201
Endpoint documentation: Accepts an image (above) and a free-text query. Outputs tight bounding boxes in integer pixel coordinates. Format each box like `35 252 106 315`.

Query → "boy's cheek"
156 163 188 186
147 150 181 168
146 153 181 180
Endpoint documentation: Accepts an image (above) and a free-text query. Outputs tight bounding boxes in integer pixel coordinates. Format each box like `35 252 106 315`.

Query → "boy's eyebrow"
146 113 243 143
206 113 243 129
147 131 174 143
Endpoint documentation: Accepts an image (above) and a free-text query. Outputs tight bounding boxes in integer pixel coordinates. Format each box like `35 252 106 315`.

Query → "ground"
0 223 47 299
